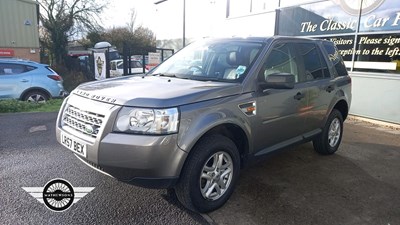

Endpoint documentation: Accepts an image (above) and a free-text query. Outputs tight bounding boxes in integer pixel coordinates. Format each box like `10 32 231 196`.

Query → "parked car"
110 59 148 77
0 58 66 102
56 36 351 212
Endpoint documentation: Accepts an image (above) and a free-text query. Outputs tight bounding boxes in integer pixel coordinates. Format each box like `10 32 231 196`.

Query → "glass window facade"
353 33 400 73
276 0 400 74
278 1 358 36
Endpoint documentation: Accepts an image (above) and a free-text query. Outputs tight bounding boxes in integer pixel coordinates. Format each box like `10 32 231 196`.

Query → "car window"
26 66 36 72
297 43 330 81
0 63 29 75
131 61 142 68
323 42 348 77
259 42 299 83
151 40 264 82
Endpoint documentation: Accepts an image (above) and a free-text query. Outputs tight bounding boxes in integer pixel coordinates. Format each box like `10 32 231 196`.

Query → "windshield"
150 39 264 82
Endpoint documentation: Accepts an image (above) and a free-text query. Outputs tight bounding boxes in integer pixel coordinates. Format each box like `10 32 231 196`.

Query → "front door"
253 42 309 155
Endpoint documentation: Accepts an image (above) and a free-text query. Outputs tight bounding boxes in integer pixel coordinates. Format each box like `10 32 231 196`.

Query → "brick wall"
7 47 40 62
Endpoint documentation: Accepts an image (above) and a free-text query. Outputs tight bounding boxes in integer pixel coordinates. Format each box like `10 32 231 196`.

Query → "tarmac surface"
209 119 400 225
0 112 399 225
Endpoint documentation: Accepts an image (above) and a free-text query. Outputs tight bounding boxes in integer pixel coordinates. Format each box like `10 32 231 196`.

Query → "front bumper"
55 95 188 189
68 132 187 188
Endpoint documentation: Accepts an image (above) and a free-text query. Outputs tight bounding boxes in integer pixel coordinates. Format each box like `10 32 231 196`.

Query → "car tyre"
313 109 344 155
175 135 240 213
23 90 49 103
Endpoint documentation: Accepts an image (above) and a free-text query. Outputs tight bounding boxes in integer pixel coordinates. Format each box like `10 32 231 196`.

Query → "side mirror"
259 73 295 89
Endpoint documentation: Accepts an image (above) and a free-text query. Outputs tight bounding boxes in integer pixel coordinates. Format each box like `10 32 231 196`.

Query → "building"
0 0 40 62
221 0 400 124
158 0 399 125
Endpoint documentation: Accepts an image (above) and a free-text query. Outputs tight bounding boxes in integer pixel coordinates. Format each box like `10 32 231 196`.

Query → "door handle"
325 85 335 93
294 92 305 100
20 79 29 83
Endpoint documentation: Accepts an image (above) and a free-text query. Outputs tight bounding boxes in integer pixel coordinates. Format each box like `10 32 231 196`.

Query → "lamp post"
182 0 186 47
154 0 186 48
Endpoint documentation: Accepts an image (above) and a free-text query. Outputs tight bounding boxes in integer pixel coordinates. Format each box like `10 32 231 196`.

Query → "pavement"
0 112 399 225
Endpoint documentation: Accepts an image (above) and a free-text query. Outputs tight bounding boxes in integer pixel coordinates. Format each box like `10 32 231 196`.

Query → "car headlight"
114 107 179 134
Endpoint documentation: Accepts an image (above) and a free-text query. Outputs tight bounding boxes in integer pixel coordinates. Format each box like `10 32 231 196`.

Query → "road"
0 112 399 225
0 112 208 225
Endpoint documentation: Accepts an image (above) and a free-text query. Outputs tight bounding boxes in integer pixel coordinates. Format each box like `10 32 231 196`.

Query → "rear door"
0 63 32 99
254 41 309 155
295 42 335 133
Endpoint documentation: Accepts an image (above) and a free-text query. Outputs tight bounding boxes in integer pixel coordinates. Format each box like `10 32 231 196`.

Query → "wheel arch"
184 123 250 168
332 99 349 121
20 87 51 100
204 124 249 166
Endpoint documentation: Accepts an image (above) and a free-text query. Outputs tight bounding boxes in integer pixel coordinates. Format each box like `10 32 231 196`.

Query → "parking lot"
0 112 399 225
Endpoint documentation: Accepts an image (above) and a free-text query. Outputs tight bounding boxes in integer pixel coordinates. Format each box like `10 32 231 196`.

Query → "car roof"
203 36 271 43
204 36 327 44
0 58 47 66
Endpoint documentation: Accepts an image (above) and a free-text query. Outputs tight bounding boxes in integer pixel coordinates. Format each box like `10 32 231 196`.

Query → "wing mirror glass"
259 73 295 89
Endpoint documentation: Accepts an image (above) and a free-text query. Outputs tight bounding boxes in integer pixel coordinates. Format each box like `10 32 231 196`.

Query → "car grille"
62 105 105 138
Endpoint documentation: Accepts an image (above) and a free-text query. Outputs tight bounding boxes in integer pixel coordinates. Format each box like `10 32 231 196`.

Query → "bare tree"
126 8 137 34
38 0 106 65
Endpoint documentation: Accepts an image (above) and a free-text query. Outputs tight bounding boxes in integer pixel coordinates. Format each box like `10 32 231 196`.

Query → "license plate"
61 132 87 157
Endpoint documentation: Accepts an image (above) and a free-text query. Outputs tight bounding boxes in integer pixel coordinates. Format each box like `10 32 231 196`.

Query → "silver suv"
56 36 351 212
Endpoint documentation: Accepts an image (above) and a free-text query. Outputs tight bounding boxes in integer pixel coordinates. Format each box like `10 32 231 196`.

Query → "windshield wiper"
187 76 225 81
152 73 195 80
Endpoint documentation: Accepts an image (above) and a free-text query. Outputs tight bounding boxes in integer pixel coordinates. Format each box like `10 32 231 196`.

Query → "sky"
101 0 226 40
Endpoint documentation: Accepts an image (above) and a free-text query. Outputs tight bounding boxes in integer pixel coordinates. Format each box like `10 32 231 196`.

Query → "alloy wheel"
199 151 233 201
27 94 46 103
328 118 341 147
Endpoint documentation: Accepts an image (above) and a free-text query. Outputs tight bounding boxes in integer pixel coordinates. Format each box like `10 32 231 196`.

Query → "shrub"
52 65 92 92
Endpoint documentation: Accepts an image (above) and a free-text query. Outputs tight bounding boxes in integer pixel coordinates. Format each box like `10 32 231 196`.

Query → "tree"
132 26 157 48
157 38 192 52
82 26 157 53
79 30 104 49
102 27 135 52
38 0 106 65
126 8 137 34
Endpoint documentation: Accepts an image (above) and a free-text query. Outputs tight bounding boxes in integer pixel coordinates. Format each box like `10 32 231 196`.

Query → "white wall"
349 72 400 124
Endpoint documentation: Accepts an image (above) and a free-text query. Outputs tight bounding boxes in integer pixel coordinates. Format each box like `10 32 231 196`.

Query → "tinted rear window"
323 42 348 77
45 66 56 74
297 43 330 80
0 63 36 75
